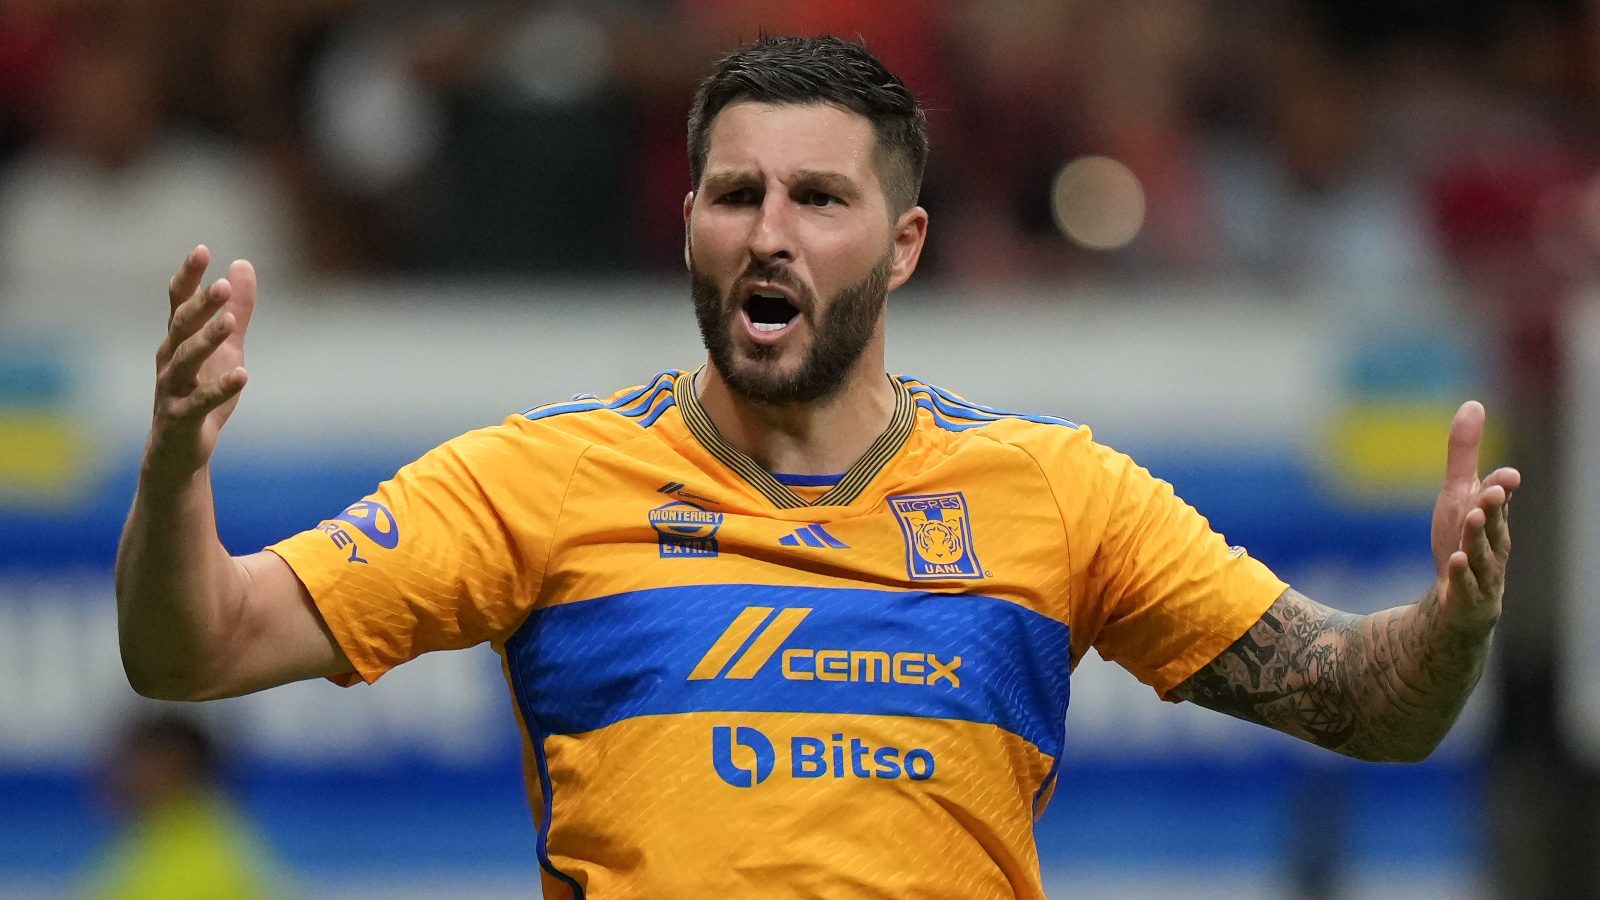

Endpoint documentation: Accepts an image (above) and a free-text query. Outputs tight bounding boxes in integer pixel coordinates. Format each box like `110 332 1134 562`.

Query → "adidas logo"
778 524 848 549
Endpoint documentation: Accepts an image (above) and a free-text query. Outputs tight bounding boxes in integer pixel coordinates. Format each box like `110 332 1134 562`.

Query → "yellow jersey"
269 369 1285 899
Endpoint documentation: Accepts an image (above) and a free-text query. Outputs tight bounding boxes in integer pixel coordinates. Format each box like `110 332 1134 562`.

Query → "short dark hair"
687 35 929 216
122 713 220 779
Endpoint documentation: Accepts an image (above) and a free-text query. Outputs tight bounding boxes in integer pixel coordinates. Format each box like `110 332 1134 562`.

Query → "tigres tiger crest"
887 492 983 580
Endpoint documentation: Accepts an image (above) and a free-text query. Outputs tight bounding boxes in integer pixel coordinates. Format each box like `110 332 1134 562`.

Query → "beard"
691 251 891 406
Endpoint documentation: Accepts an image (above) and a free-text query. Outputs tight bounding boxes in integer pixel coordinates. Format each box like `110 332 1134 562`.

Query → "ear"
682 191 696 272
886 205 929 294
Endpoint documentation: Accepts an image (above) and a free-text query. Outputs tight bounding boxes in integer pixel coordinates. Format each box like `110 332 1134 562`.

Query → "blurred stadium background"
1 0 1597 897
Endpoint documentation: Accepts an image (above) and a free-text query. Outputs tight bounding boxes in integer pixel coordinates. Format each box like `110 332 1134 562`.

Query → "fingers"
1443 479 1512 627
225 258 258 335
158 256 257 371
186 366 249 420
1446 550 1476 611
1483 466 1522 494
147 248 254 479
167 245 210 318
154 366 248 445
1464 506 1497 585
1435 401 1516 627
1461 478 1512 561
162 309 236 395
1443 400 1485 486
1484 490 1512 560
159 277 230 366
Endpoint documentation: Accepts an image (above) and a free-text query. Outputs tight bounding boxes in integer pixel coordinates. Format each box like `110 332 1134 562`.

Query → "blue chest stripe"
504 584 1071 759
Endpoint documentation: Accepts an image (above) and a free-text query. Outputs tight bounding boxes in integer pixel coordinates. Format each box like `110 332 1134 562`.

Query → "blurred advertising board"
0 283 1483 891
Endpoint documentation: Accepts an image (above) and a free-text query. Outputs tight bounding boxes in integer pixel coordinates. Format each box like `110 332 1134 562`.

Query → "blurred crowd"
3 5 1598 895
0 0 1597 308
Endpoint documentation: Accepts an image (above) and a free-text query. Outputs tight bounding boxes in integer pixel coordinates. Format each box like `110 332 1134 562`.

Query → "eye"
804 191 840 209
717 187 757 205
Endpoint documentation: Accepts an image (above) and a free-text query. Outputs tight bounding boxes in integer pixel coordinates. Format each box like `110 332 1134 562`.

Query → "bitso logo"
711 726 936 788
711 726 775 787
887 492 983 580
689 606 961 688
317 500 399 564
648 500 724 558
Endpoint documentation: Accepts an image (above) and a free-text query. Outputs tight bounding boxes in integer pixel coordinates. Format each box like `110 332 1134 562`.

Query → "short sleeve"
1067 435 1287 698
267 416 583 685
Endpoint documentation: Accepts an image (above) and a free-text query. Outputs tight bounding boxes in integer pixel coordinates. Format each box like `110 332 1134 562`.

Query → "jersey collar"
674 368 915 509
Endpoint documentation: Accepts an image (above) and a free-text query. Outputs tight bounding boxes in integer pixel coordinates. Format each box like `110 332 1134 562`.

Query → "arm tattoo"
1171 588 1491 762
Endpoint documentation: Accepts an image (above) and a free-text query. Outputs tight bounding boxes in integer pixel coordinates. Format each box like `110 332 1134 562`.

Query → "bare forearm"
115 465 249 699
117 250 351 700
1172 588 1492 762
1336 589 1492 759
1174 403 1514 761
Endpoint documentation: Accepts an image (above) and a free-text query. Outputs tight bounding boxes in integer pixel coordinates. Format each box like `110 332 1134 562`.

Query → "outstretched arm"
116 247 350 701
1171 402 1519 762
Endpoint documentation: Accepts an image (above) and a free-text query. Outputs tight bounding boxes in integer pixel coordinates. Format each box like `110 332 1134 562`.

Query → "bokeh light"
1050 156 1146 251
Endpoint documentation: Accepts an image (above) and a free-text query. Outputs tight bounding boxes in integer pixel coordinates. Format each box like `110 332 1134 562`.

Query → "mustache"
734 260 805 299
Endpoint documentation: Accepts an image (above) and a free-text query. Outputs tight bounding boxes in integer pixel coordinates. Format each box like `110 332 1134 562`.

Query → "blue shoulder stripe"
917 380 1079 427
910 386 1010 423
636 397 676 428
910 396 989 432
522 399 605 421
900 377 1078 431
523 377 657 418
604 373 668 416
521 371 681 427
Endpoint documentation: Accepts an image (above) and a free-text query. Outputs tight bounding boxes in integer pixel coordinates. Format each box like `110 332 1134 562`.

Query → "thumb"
1442 401 1484 487
225 259 259 336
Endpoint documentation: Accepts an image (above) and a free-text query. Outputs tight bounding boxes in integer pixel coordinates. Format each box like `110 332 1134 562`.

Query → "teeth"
753 321 787 332
752 289 785 299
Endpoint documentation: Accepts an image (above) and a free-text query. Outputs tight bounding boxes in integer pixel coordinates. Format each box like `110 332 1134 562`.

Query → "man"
118 35 1518 899
81 715 284 899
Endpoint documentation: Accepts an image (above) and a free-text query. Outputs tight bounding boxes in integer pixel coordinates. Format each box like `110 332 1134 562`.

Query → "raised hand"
146 246 257 483
1430 401 1521 635
1174 400 1526 762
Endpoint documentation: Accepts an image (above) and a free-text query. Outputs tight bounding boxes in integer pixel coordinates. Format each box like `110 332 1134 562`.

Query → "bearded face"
683 102 918 405
690 248 891 406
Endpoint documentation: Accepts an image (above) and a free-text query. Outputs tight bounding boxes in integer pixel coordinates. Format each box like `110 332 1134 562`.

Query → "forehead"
703 101 882 188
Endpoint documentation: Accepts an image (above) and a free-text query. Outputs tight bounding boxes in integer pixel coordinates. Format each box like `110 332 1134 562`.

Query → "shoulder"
895 374 1151 500
897 373 1089 450
508 370 683 443
406 371 681 482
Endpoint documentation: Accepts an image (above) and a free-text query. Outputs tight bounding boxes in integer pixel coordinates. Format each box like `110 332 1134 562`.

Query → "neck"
695 355 896 477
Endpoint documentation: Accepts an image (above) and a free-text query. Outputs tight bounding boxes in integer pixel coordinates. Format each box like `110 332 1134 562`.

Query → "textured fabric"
268 369 1287 899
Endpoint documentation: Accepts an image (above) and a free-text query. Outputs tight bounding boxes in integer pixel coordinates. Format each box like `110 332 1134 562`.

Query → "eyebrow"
700 168 863 201
791 169 861 201
699 170 757 194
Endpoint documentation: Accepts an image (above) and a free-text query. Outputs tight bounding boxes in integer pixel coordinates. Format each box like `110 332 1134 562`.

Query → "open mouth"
744 288 800 333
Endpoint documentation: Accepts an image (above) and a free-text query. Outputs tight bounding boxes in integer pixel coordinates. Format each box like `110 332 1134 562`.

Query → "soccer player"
117 35 1519 898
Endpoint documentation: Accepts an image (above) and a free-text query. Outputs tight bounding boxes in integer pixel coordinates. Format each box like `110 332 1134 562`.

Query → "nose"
747 191 796 264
